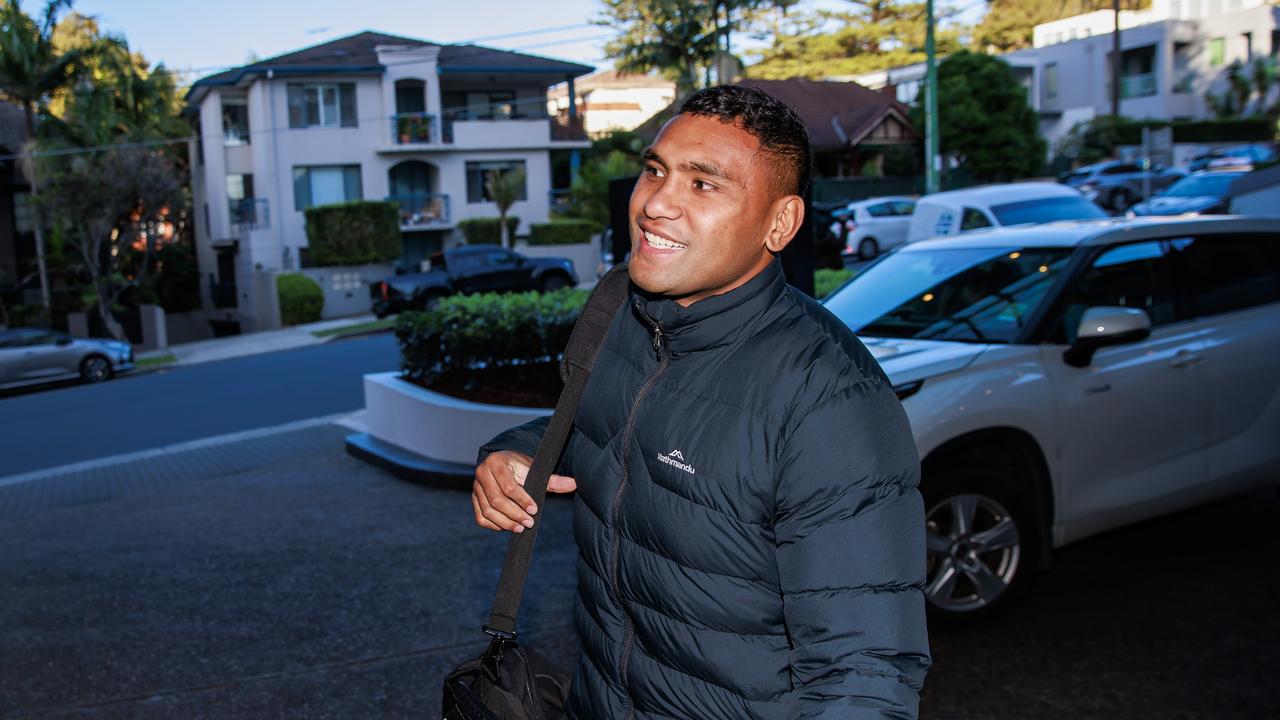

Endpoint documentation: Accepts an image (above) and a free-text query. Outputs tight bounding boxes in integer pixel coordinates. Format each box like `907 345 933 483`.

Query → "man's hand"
473 451 577 533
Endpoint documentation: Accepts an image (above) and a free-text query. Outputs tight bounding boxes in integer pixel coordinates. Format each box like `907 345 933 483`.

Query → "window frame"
292 164 363 211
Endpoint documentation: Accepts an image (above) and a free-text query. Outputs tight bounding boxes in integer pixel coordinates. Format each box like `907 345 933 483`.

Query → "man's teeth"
644 231 685 250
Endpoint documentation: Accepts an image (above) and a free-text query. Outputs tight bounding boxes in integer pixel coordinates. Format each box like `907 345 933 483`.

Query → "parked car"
0 327 134 392
1129 169 1248 217
1187 143 1276 172
824 216 1280 624
1058 159 1184 212
833 196 916 260
371 244 578 317
907 182 1106 244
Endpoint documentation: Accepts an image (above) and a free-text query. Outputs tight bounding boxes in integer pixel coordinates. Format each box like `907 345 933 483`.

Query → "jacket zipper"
610 307 670 720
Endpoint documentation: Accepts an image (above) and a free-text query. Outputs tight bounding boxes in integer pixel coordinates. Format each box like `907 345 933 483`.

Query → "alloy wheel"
924 493 1022 614
82 356 111 383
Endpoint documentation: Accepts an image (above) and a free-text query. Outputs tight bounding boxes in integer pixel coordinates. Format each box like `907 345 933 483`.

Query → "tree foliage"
914 51 1045 181
485 168 526 249
748 1 965 81
974 0 1149 54
598 0 764 98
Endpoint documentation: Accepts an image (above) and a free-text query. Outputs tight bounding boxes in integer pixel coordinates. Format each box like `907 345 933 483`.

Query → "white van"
907 182 1106 244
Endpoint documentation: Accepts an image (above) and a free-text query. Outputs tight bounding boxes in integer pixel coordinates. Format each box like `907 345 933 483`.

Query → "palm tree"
0 0 88 317
485 168 525 249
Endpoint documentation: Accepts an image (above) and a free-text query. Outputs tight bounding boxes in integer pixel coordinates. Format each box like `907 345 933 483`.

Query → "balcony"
388 192 451 230
1120 73 1157 99
230 198 270 233
391 112 438 145
551 113 588 142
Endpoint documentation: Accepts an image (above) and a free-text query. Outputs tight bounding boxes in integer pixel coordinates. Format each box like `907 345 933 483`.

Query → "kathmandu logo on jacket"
657 449 696 475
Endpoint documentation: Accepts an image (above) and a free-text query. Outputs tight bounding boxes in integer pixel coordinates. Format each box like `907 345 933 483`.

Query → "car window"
1161 173 1242 197
15 329 55 346
449 253 483 272
0 330 19 348
825 246 1073 344
1103 164 1140 174
892 201 915 215
1172 234 1280 317
989 195 1107 225
959 207 993 231
1050 241 1178 344
481 250 515 266
865 203 892 218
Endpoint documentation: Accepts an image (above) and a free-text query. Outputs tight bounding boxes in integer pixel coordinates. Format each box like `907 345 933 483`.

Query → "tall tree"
0 0 89 318
748 1 965 81
486 168 526 249
912 50 1045 181
598 0 763 99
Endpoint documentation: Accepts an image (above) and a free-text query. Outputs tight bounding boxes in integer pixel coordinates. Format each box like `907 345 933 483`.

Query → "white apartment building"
186 32 592 332
850 0 1280 158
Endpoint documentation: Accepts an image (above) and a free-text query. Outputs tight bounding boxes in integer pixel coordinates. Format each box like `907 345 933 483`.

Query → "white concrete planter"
360 371 550 469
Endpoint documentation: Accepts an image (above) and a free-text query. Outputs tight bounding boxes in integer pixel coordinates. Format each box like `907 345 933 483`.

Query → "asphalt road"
0 333 399 477
1 429 1276 719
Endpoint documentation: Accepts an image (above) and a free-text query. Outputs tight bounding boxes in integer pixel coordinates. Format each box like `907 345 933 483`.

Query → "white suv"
823 216 1280 623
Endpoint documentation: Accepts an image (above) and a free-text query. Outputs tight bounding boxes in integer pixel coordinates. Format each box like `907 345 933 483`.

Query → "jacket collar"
631 258 787 356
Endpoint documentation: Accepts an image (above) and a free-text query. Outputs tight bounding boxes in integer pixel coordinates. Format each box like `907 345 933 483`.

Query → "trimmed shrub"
303 201 401 266
528 219 600 246
277 273 324 325
815 268 854 300
396 288 587 400
457 216 520 245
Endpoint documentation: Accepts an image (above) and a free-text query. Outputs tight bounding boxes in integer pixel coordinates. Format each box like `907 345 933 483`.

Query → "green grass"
815 268 857 299
311 317 398 339
136 352 177 367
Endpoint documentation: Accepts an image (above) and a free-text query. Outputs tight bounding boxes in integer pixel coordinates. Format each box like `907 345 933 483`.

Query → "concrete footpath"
137 315 385 368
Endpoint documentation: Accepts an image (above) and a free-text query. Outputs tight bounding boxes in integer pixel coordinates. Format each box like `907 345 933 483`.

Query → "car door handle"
1169 350 1204 369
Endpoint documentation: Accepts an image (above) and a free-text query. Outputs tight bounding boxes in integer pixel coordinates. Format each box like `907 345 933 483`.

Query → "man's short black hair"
679 85 812 198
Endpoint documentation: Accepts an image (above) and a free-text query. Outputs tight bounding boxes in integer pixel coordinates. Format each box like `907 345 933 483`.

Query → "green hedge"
277 273 324 325
815 268 854 300
528 219 600 245
1102 117 1274 145
457 216 520 245
303 201 401 266
396 288 587 388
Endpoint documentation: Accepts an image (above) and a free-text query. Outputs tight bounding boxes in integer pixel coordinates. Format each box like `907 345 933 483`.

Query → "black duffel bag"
442 263 630 720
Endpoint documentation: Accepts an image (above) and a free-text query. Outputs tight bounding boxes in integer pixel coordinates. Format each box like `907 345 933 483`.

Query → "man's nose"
642 176 681 220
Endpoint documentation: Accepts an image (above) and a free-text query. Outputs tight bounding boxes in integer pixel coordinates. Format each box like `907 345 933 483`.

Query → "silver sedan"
0 327 134 391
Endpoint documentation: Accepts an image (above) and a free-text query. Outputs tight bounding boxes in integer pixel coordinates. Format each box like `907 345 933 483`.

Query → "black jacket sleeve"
477 416 550 467
774 377 931 719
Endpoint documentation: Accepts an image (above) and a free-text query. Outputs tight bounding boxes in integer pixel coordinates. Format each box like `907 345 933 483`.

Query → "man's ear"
764 194 805 254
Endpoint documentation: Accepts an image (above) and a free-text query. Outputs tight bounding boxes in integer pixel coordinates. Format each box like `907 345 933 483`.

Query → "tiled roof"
734 78 915 151
189 30 593 91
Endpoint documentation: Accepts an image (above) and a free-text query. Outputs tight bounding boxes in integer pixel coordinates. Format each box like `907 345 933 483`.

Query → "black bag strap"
485 262 631 638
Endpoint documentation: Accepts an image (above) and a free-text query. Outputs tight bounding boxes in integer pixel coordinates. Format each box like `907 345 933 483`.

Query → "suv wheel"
80 355 113 383
921 462 1039 625
858 237 879 261
540 274 570 292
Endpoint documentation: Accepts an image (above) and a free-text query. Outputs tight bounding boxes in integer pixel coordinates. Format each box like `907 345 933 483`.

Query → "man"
473 85 930 719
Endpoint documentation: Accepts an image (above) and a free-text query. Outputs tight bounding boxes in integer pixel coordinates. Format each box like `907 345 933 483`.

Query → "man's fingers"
472 491 503 532
475 481 528 533
476 462 535 530
548 474 578 493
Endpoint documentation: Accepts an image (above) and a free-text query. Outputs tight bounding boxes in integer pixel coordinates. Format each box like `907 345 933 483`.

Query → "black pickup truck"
371 244 579 317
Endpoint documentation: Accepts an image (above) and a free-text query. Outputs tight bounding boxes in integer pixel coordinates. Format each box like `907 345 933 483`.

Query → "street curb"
343 432 472 487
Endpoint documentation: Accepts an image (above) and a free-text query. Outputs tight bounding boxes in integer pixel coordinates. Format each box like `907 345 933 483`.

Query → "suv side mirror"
1063 306 1152 368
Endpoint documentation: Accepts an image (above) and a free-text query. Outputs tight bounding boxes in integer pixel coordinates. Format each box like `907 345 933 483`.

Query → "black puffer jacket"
481 260 930 719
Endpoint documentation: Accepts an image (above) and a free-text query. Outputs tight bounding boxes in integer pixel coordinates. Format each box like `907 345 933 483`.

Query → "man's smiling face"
628 113 803 307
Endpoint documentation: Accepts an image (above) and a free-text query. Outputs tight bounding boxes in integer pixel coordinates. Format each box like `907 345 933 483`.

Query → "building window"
465 161 527 204
222 97 249 145
1242 32 1253 61
1044 63 1058 100
444 90 519 120
287 83 357 128
1209 37 1226 66
293 165 362 210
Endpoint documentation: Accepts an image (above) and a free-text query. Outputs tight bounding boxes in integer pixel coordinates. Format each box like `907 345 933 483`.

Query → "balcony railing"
230 198 269 233
551 113 588 141
391 112 438 144
441 109 551 143
388 192 450 229
1120 73 1157 99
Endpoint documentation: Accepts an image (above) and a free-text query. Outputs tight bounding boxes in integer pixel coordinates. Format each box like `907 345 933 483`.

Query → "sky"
50 0 988 87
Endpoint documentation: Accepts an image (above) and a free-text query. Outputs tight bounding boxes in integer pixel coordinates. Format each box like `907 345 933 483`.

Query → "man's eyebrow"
641 147 739 185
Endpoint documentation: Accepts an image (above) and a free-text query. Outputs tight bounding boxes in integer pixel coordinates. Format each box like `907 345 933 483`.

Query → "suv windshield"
1160 173 1242 197
824 246 1074 343
989 195 1106 225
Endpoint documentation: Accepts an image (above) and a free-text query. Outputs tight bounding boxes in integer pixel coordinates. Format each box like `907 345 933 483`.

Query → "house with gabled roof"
185 31 592 332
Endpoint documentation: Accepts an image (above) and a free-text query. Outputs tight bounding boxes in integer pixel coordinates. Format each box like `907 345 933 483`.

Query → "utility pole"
925 0 940 194
1111 0 1121 117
